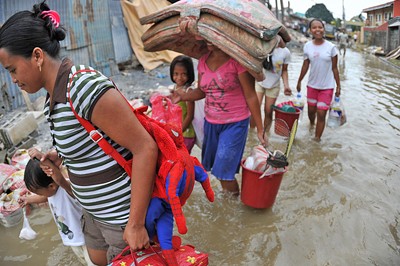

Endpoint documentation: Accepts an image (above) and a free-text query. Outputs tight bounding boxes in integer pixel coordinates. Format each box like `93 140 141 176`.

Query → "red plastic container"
240 159 286 209
274 108 300 136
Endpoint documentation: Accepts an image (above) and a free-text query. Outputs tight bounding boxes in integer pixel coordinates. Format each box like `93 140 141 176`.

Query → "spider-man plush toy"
134 107 214 266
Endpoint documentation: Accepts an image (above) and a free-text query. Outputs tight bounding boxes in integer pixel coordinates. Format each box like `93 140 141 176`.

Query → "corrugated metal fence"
0 0 133 113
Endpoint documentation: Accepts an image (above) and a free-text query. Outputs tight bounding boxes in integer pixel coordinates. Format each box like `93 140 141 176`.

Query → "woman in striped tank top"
0 2 158 265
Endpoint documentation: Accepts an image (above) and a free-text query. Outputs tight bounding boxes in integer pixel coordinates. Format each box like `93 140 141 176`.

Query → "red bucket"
274 108 300 136
240 159 285 209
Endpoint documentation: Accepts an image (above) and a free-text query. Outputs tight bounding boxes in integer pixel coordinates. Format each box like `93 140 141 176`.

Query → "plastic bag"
150 92 182 129
0 164 18 190
327 97 347 127
11 149 31 170
19 208 37 240
2 170 25 192
244 145 269 172
339 98 347 126
192 98 205 148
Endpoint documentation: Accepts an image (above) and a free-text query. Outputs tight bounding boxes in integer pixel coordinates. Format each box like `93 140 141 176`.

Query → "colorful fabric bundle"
140 0 290 81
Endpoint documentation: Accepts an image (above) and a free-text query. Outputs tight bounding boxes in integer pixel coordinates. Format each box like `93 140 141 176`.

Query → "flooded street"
1 47 400 266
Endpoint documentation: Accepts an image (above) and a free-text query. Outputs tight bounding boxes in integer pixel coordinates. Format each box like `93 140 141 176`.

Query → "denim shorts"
201 117 249 181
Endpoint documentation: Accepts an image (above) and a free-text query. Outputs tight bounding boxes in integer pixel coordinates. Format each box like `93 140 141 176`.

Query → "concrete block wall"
0 112 38 149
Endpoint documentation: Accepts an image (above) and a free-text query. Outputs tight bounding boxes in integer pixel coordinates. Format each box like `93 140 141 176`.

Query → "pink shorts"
306 86 334 110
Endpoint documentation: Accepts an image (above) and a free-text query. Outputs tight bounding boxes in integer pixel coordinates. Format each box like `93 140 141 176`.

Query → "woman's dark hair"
0 1 66 58
24 159 54 191
262 54 273 71
169 55 195 86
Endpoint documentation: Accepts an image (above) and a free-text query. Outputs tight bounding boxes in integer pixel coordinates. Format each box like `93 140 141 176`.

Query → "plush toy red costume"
134 106 214 265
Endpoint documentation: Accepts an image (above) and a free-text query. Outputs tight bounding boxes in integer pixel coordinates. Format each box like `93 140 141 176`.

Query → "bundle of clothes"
0 149 30 227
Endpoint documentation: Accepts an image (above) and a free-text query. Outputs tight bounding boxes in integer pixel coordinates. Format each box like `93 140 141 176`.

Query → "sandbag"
140 0 290 42
0 164 18 189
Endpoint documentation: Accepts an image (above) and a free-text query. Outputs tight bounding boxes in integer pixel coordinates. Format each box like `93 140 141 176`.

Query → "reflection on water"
1 49 400 265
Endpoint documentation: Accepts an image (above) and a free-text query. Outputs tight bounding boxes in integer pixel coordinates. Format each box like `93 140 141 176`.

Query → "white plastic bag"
192 98 205 148
339 98 347 126
19 208 37 240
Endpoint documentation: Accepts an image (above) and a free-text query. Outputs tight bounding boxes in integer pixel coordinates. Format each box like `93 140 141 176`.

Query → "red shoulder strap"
67 69 132 176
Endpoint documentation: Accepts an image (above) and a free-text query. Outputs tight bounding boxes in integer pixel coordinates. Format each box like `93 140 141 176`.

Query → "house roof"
389 21 400 27
362 1 393 13
346 20 364 26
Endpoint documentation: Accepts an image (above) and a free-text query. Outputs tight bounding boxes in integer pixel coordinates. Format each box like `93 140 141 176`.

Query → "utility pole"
275 0 279 19
342 0 346 29
280 0 284 24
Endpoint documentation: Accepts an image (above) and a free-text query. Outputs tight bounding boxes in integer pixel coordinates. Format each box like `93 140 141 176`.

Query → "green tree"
335 18 342 28
305 3 335 23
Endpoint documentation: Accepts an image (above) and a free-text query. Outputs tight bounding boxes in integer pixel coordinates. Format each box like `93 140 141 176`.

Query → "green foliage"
335 18 342 28
305 3 335 24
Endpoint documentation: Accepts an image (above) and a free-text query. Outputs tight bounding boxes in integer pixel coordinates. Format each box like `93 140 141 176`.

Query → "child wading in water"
170 55 196 153
171 42 266 195
20 148 95 265
250 37 292 132
296 19 341 141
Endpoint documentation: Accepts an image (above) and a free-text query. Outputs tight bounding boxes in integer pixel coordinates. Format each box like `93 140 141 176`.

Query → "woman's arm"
239 71 266 145
171 74 205 103
331 55 341 97
44 160 74 198
39 149 63 168
281 64 291 96
91 89 158 251
296 59 310 92
172 88 205 103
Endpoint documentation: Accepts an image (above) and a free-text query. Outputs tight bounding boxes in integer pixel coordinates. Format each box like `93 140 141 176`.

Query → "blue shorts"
201 118 249 181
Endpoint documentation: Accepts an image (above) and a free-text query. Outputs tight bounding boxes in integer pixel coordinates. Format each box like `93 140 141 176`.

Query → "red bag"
150 92 182 129
108 244 208 266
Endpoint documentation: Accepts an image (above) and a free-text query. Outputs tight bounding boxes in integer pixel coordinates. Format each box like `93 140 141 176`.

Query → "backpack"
66 69 214 234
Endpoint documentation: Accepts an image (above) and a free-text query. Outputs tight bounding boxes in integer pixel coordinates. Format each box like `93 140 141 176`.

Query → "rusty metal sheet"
0 0 128 111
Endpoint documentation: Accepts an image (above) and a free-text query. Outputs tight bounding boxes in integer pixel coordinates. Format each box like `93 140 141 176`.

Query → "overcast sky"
270 0 391 19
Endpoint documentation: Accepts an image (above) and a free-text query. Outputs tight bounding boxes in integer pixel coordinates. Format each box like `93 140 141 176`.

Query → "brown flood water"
1 48 400 266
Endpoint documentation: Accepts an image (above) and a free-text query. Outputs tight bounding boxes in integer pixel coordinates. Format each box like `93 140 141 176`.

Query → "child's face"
173 64 189 87
310 20 325 39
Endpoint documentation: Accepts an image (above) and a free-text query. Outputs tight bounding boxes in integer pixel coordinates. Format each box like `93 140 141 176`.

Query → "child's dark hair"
262 54 273 71
0 1 66 58
24 159 54 191
170 55 195 86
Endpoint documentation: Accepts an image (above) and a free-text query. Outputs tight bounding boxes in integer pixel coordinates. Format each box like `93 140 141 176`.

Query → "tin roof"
362 1 394 13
